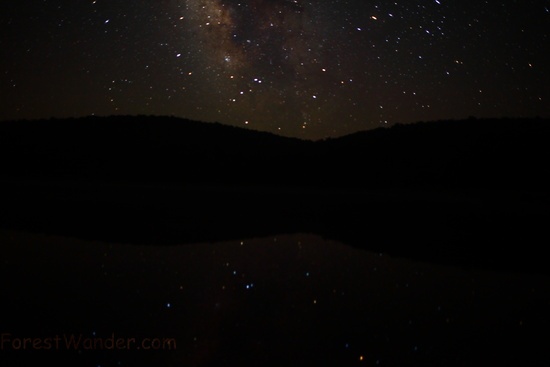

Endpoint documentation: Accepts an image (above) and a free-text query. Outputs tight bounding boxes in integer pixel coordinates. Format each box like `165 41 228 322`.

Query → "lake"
1 229 549 366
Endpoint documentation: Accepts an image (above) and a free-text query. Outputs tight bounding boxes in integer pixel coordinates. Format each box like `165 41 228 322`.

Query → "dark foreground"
1 181 550 367
2 180 549 274
1 116 549 365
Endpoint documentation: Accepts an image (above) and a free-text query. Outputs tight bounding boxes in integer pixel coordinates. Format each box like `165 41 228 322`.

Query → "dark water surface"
1 229 549 366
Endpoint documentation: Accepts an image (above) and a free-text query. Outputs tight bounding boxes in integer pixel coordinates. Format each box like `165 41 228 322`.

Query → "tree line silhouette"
1 115 549 273
1 115 548 190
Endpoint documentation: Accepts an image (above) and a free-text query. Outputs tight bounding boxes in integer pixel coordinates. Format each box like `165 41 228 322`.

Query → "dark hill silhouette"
1 115 549 274
1 115 549 189
314 117 550 190
0 115 312 186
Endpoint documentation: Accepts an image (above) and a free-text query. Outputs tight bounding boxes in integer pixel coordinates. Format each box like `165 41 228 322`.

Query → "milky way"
181 0 342 134
1 0 548 139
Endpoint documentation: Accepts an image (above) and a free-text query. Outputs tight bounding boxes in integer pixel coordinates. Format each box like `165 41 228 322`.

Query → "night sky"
1 0 548 139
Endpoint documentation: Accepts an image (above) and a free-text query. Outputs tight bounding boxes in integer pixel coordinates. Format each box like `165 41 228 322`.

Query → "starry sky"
1 0 548 139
